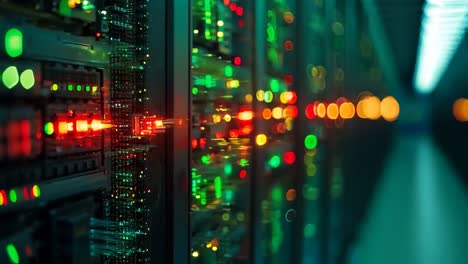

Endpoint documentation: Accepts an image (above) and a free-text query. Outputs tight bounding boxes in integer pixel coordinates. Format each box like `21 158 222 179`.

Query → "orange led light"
362 96 381 120
380 96 400 122
58 122 68 135
262 108 272 120
357 99 366 118
326 103 339 120
453 98 468 122
339 102 355 119
316 103 326 118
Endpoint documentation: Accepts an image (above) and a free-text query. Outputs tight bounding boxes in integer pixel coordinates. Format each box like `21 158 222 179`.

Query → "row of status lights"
44 119 109 136
453 98 468 122
305 96 400 122
0 185 41 206
50 83 99 93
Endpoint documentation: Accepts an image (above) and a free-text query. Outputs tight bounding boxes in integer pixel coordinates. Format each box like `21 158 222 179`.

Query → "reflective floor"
350 132 468 264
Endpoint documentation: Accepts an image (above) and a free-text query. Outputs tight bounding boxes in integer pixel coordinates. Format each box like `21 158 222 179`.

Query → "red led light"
239 169 247 179
239 125 253 135
233 56 242 66
25 245 33 257
191 138 198 149
0 190 7 206
283 151 296 165
216 132 224 138
230 2 237 11
284 40 294 51
96 32 102 38
283 75 293 86
285 105 299 118
235 6 244 16
223 0 230 5
199 138 207 148
238 20 245 28
229 130 239 138
23 186 30 200
305 104 317 119
20 120 31 156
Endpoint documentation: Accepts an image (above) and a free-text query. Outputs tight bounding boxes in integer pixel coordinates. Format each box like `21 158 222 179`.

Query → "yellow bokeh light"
380 96 400 122
224 114 232 122
280 92 288 104
326 103 339 120
256 134 267 146
272 107 283 119
212 246 218 252
285 117 294 131
256 90 265 101
212 114 221 123
339 102 355 119
192 251 199 258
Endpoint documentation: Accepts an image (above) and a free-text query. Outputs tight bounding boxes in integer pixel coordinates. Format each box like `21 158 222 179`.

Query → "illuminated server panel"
251 0 301 263
0 1 110 263
191 0 253 262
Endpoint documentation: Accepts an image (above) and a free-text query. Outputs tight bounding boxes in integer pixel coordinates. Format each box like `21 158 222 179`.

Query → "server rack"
0 1 400 263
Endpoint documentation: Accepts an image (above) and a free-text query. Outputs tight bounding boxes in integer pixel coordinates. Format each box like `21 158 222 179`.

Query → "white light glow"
413 0 468 94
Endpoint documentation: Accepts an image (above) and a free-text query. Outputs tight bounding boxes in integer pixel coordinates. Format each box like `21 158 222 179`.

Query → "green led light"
214 176 222 199
304 134 318 150
5 28 23 58
224 65 233 77
67 84 73 91
2 66 19 89
44 122 54 135
264 91 273 103
224 163 232 175
20 69 35 90
225 189 233 202
76 85 82 91
9 190 17 203
270 79 280 92
239 158 248 167
205 75 214 88
193 48 199 54
85 85 91 92
269 155 281 168
192 87 199 95
272 186 282 202
6 244 19 264
201 155 210 164
200 191 207 205
304 224 317 238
